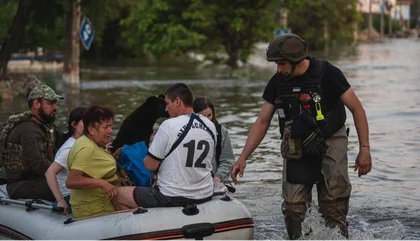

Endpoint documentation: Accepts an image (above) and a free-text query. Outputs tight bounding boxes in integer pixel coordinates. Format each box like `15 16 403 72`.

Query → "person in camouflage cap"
0 84 64 201
231 33 372 239
28 84 64 101
27 84 64 123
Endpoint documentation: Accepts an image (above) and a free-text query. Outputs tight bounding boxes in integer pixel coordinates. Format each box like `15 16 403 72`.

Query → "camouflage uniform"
0 85 63 201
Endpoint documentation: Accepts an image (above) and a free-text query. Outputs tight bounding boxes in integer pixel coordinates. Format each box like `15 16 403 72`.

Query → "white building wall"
357 0 398 16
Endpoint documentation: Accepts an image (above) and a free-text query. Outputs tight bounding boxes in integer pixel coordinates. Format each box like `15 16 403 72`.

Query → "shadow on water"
1 38 420 239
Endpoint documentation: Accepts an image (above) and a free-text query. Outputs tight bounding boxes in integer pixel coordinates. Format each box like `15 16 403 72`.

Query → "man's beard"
39 108 56 123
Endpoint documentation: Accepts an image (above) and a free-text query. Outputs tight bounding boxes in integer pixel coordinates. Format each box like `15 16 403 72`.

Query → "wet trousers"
281 126 352 239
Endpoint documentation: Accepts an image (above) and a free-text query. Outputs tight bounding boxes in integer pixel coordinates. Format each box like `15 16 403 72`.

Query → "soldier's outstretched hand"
231 159 247 184
354 147 372 177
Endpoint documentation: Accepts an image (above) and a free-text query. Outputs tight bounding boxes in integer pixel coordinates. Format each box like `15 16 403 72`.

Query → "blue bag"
119 141 152 187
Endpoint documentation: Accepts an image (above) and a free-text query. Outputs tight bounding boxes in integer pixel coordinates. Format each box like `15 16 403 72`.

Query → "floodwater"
1 38 420 239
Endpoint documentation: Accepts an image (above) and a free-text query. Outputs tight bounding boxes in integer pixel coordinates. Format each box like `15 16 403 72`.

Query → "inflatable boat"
0 185 254 240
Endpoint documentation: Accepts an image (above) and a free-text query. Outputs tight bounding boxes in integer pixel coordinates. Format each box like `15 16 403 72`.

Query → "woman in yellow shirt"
67 106 120 218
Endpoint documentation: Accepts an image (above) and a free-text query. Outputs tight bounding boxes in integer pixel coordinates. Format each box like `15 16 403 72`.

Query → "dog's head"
145 94 169 118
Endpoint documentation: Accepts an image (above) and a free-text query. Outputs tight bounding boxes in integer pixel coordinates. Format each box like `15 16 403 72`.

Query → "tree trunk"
226 49 239 69
63 0 72 73
0 0 33 78
63 0 80 85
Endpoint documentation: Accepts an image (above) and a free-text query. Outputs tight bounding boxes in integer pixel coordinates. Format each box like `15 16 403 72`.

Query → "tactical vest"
274 58 346 138
0 111 55 181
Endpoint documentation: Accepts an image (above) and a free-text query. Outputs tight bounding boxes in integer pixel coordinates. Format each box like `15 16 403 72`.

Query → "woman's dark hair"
192 96 218 124
67 107 87 135
61 106 87 141
82 106 115 134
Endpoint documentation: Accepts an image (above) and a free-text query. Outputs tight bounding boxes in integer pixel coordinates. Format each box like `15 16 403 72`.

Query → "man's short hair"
165 83 193 107
82 106 115 134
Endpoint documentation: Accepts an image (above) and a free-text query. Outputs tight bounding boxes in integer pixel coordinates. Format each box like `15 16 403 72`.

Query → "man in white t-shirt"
114 83 216 209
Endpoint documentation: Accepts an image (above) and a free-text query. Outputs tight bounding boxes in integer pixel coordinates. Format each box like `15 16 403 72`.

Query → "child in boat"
45 107 86 215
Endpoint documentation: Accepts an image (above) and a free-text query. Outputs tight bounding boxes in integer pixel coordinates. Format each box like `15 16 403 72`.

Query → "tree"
0 0 18 43
288 0 361 50
200 0 280 68
63 0 80 84
0 0 33 78
122 0 302 68
21 0 66 53
121 0 207 60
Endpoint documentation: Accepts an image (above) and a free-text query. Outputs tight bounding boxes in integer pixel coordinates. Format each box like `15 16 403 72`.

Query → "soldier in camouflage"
0 84 63 201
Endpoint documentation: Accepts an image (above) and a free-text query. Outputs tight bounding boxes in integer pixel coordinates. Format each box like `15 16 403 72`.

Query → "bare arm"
238 101 275 162
45 162 69 214
341 88 369 147
341 88 372 176
231 101 275 183
144 155 160 171
45 162 65 202
66 169 117 197
66 169 105 189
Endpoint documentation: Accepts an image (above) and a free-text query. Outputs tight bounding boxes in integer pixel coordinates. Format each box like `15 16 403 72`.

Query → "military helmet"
266 33 307 63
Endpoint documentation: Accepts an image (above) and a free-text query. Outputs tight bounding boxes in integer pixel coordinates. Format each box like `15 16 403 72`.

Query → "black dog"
112 95 168 153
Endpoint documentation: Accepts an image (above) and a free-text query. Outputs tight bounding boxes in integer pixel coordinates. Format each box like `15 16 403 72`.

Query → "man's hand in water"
231 159 247 184
355 147 372 177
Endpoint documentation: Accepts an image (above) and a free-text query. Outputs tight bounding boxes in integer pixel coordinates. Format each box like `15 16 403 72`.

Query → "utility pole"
380 0 385 39
389 4 393 37
368 0 373 41
63 0 80 85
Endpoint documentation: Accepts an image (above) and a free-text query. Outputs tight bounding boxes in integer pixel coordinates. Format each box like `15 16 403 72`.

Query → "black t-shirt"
262 57 351 114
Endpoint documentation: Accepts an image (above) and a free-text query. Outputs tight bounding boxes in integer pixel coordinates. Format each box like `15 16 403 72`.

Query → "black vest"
274 59 346 138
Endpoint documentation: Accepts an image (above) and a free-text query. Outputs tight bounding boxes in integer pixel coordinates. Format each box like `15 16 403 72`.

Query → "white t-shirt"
54 137 75 197
149 114 216 199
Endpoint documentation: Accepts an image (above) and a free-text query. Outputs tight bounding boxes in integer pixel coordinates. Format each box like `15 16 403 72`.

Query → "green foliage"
288 0 361 51
199 0 280 67
0 0 18 42
122 0 303 67
92 0 140 59
0 0 137 56
21 1 66 52
121 0 207 59
0 92 3 103
0 0 361 68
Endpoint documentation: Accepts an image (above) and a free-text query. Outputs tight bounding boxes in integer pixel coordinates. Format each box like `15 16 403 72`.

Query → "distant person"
193 96 234 183
45 107 86 214
113 83 216 209
66 106 120 218
231 33 372 239
0 85 63 201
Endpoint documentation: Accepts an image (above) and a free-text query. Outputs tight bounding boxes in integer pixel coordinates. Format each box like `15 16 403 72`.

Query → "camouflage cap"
27 84 63 101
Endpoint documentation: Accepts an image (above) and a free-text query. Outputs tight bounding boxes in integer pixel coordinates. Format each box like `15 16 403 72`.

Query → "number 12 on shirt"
183 140 210 168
